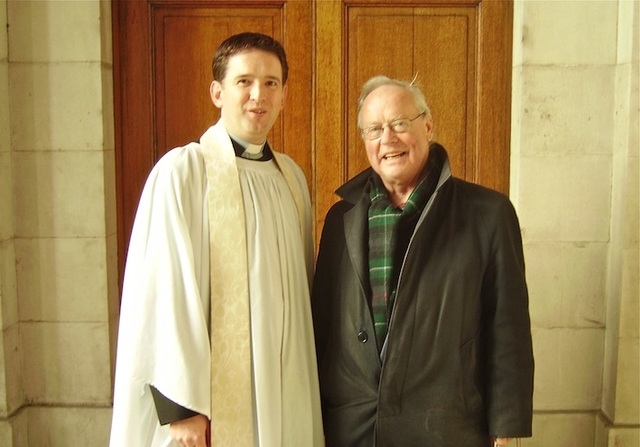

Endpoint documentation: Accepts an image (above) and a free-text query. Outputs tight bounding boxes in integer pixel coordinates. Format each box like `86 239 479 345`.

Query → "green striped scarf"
367 152 442 352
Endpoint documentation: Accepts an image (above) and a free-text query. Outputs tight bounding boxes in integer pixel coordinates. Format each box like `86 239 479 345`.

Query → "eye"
361 125 384 140
237 78 251 85
266 80 279 88
391 119 411 132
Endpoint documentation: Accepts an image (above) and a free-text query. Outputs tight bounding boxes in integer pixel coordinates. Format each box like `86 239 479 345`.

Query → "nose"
250 82 264 102
380 125 398 143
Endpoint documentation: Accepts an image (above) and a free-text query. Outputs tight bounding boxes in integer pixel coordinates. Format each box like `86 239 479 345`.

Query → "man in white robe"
109 32 323 447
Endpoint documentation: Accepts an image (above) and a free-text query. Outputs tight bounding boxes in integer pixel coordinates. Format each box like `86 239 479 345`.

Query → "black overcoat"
311 144 534 447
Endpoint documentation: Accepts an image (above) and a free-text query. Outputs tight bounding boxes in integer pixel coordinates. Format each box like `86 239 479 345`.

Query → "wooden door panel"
346 7 477 179
155 9 285 158
413 9 477 179
347 10 416 177
315 0 512 242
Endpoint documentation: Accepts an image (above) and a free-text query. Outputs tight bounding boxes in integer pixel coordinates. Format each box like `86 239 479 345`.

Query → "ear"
210 80 223 108
424 114 435 141
281 84 288 107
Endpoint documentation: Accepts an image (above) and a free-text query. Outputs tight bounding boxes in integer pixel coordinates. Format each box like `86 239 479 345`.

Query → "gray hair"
356 75 431 128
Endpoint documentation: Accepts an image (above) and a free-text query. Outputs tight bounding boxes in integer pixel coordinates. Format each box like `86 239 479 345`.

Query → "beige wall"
0 0 118 445
0 1 637 446
0 0 21 442
511 0 639 446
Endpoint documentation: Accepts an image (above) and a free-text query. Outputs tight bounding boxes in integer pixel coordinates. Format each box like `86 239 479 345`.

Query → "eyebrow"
233 74 282 83
365 114 408 126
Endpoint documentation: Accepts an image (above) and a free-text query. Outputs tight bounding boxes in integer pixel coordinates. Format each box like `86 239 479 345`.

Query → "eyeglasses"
360 112 426 140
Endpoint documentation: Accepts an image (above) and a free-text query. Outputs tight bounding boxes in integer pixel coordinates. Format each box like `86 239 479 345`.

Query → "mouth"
382 151 405 160
249 108 267 116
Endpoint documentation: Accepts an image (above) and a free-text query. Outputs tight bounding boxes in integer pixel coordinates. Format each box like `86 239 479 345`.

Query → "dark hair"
212 32 289 84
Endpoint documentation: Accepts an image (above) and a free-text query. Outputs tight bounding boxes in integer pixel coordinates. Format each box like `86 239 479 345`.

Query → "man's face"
359 85 434 192
210 49 287 144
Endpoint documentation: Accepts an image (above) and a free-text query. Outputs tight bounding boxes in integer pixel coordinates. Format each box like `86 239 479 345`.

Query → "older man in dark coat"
311 75 534 447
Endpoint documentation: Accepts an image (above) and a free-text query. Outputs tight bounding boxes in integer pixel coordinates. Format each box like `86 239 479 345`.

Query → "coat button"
357 330 368 343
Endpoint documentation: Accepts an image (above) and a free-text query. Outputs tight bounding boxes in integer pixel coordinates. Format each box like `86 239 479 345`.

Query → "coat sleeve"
311 201 353 365
482 197 534 438
150 386 200 425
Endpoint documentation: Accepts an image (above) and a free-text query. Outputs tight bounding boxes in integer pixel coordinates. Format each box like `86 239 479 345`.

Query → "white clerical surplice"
109 121 323 447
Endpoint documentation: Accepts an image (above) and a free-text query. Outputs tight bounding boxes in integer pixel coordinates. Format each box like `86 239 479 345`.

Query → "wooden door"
112 0 313 283
315 0 513 235
113 0 512 286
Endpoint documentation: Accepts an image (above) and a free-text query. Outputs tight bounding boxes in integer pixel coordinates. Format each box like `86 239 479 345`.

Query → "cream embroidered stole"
200 122 305 445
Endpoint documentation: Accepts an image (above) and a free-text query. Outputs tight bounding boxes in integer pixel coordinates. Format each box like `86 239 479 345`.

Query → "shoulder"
327 199 355 217
148 143 206 184
447 177 513 210
322 200 355 232
154 143 205 173
273 151 309 189
273 151 304 174
137 143 208 206
444 178 521 230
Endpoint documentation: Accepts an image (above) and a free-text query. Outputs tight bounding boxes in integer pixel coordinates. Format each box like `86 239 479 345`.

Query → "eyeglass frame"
360 111 427 140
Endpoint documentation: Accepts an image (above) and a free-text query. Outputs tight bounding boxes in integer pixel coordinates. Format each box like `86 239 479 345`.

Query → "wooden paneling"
153 8 284 158
475 0 513 194
313 0 346 244
314 0 512 239
114 0 512 286
345 7 477 179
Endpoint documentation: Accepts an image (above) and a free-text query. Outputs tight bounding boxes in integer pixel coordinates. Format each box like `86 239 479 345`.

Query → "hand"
170 414 210 447
494 438 513 446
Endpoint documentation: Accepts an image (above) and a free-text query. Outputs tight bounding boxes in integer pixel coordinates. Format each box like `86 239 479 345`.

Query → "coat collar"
335 142 452 205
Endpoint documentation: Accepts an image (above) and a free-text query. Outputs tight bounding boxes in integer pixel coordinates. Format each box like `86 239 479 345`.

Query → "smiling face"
359 84 434 194
210 49 287 144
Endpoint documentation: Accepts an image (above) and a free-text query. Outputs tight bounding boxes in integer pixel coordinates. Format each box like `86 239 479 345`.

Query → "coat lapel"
343 198 372 310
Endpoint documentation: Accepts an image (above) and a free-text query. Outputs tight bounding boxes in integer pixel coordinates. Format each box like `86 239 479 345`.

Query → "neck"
389 191 411 208
383 182 415 207
227 130 265 147
226 129 268 160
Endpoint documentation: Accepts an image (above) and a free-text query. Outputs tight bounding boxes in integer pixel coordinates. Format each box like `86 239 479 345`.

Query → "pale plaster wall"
605 4 639 446
1 0 117 445
511 1 639 446
0 1 637 446
0 0 22 444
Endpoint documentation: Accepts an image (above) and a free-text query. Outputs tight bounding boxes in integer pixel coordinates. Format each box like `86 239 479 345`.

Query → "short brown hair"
212 32 289 84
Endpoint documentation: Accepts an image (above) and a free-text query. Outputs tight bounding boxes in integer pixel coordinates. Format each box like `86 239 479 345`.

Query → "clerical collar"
227 132 273 161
